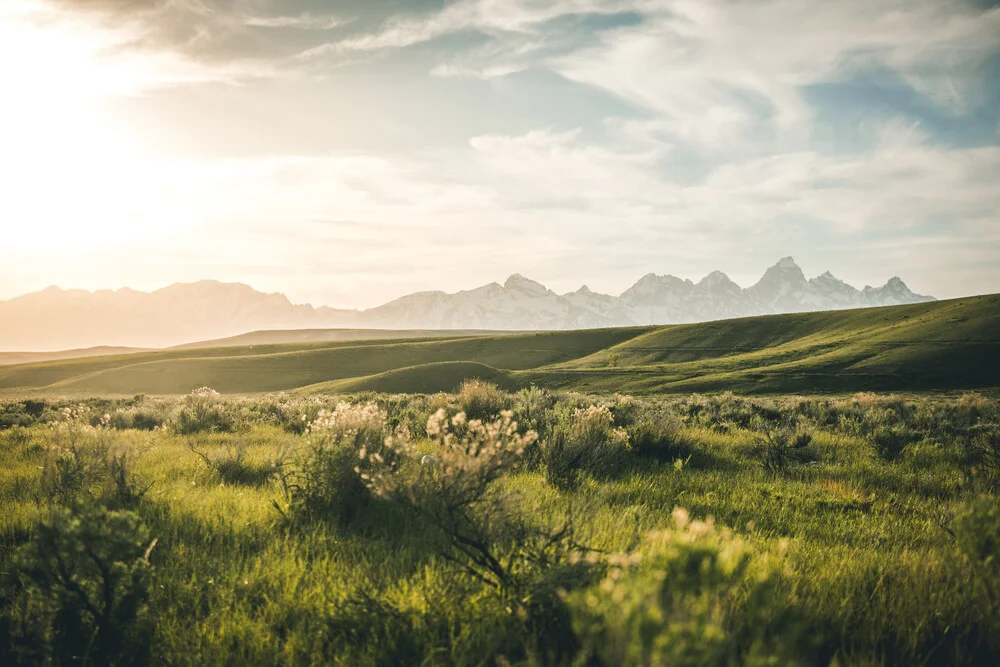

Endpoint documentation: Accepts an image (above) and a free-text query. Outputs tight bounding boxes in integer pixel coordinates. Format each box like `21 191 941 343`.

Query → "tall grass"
1 388 998 665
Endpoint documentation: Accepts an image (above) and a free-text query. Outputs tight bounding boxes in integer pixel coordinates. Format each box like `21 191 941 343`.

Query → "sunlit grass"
1 389 998 664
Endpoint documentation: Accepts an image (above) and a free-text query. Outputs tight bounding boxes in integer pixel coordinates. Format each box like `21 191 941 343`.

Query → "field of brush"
1 385 999 666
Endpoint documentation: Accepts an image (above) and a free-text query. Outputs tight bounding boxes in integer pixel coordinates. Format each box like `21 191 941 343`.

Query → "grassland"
2 298 999 664
1 387 998 665
1 295 997 397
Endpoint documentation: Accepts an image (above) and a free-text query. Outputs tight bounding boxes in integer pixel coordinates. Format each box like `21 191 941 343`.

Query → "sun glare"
0 2 186 249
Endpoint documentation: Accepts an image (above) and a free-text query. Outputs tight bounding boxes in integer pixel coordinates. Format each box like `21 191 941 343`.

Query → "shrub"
567 508 801 667
172 387 235 435
187 438 286 488
954 393 996 429
869 425 917 462
108 407 166 431
3 424 33 448
10 503 156 666
288 402 389 526
628 418 689 463
512 386 556 435
456 380 510 422
969 427 1000 490
608 394 641 427
366 408 550 592
40 410 150 508
748 426 813 473
543 406 631 491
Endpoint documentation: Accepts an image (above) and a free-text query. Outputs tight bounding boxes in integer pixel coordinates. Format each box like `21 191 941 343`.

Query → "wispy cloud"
242 13 349 31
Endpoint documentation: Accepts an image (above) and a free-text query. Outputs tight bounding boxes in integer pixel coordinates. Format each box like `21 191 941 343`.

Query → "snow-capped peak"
504 273 549 296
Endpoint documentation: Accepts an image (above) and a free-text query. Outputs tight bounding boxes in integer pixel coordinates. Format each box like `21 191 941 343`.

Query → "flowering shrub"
172 387 235 435
456 379 510 421
41 407 148 508
543 406 630 490
287 402 390 525
364 408 541 590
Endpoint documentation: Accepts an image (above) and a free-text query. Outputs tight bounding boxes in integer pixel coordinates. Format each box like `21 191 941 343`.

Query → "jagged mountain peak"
504 273 550 296
699 270 734 285
0 258 935 350
759 257 806 280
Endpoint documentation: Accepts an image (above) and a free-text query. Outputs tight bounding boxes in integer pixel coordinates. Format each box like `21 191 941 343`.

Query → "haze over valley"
0 257 933 351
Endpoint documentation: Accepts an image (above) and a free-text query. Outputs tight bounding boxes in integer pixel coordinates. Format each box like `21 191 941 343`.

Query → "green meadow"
1 295 997 397
1 297 999 665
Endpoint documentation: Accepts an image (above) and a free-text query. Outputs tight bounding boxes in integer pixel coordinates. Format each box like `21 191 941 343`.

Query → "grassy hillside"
0 346 150 367
301 361 518 394
170 328 511 349
2 296 997 396
520 295 1000 394
0 328 649 395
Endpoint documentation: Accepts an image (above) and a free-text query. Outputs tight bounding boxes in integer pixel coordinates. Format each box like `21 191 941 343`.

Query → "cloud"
309 0 1000 149
299 0 631 60
2 0 284 97
4 0 999 304
466 121 1000 236
242 13 348 30
553 0 1000 148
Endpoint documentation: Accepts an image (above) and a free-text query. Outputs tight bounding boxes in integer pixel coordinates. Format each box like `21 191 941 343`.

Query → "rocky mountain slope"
0 258 933 350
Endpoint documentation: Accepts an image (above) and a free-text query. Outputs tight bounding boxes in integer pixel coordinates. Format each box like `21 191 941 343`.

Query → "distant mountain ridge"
0 257 933 350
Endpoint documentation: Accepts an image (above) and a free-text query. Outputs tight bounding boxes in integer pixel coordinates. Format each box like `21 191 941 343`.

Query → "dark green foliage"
969 427 1000 490
608 395 642 427
748 425 814 473
0 400 46 429
628 417 690 463
9 503 155 666
954 498 1000 609
869 425 918 461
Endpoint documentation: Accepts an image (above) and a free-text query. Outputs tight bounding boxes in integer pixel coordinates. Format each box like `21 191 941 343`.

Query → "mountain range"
0 257 933 351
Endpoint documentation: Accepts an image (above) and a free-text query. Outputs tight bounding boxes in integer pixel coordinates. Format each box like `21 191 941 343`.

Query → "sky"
1 0 998 308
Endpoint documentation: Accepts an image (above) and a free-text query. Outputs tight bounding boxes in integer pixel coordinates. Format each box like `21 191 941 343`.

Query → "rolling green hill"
518 295 1000 394
0 346 150 367
169 328 512 350
0 328 649 395
1 296 997 396
300 362 518 395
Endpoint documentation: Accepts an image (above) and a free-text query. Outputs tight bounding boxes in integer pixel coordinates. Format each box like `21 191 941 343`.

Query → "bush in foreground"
568 508 804 667
9 503 156 666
